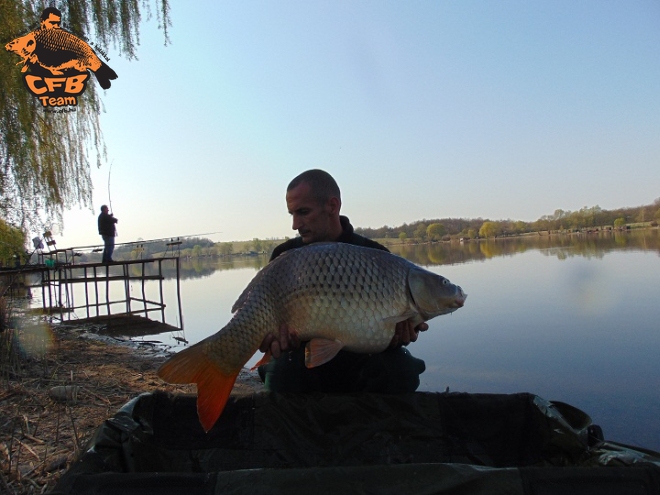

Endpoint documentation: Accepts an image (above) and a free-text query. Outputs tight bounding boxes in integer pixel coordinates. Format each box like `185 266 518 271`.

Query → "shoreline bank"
0 321 262 495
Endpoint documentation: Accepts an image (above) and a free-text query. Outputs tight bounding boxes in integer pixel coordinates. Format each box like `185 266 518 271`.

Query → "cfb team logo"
4 7 117 109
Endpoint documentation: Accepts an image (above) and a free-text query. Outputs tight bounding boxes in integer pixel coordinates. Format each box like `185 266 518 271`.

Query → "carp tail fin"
157 344 238 433
195 365 238 433
94 62 118 89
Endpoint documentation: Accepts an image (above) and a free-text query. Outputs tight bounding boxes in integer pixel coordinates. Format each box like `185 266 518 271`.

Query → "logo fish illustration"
4 7 117 107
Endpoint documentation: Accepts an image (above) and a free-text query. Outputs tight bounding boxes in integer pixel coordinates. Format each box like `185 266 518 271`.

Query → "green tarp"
52 391 660 494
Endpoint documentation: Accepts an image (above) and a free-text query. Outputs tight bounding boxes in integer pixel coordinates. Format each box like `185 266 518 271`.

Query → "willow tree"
426 223 446 242
478 221 499 239
0 217 25 265
0 0 170 232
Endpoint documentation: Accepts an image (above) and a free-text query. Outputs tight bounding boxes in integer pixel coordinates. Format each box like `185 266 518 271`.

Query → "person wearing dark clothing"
98 205 118 263
270 215 387 260
258 169 426 394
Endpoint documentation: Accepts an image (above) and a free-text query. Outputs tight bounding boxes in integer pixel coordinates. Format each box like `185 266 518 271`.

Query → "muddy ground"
0 322 262 494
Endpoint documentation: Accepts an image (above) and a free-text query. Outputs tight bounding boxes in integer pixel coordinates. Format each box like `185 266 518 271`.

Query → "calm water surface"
68 230 660 450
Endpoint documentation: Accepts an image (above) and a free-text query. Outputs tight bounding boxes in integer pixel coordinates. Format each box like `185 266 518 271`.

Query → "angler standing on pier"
98 205 118 263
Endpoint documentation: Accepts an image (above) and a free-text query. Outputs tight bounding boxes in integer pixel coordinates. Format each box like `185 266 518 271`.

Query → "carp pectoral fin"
250 350 272 370
157 344 238 433
305 338 344 368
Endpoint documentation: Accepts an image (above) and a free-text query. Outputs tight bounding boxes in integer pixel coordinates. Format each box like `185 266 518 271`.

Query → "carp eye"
27 40 34 47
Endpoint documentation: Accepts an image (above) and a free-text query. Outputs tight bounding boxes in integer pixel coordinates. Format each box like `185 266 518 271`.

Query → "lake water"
58 230 660 451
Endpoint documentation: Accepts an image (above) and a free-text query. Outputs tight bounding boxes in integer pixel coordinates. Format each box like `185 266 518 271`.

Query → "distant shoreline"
366 223 659 248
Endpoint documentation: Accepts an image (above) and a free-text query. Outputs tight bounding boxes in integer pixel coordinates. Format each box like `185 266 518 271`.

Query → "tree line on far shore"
1 200 659 266
355 200 660 242
119 199 660 260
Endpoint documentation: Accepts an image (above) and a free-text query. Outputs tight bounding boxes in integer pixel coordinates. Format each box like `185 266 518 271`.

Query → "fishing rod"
107 160 114 214
69 231 225 251
107 159 118 238
126 231 226 246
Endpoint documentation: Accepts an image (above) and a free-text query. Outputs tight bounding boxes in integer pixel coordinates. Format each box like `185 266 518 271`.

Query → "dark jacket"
98 211 117 237
270 215 388 261
260 216 425 393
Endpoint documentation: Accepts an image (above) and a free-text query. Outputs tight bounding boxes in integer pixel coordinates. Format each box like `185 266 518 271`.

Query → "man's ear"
327 196 341 215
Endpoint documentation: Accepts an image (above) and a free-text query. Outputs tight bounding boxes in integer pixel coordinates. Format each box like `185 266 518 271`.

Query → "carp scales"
158 242 466 431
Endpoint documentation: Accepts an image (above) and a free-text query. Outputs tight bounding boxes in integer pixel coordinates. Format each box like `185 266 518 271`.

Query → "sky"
55 0 660 248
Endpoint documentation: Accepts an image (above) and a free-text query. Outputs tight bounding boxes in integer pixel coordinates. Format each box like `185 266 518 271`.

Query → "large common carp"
158 242 466 431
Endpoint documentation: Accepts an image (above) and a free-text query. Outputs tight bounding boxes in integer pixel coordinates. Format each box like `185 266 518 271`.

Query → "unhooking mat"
52 391 660 494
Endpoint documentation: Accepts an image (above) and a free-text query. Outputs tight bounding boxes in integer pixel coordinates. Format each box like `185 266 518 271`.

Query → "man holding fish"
158 170 465 431
257 169 429 394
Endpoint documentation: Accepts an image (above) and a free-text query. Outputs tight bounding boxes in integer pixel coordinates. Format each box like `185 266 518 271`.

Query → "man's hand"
258 320 426 358
390 320 428 348
259 323 300 359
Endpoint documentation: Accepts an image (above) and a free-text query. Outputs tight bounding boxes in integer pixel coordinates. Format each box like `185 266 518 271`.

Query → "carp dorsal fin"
231 247 305 312
231 259 279 312
305 338 344 368
231 272 263 313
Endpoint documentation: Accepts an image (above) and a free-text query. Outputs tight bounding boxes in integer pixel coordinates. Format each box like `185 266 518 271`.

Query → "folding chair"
43 231 57 251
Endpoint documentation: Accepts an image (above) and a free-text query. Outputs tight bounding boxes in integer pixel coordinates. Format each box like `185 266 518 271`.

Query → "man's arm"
259 320 428 358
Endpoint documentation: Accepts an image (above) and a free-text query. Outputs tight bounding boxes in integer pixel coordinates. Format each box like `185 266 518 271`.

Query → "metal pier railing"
38 257 183 331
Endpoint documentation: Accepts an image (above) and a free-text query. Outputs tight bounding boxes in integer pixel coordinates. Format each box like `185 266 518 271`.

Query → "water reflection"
174 256 269 280
152 229 660 280
181 255 269 275
389 229 659 266
406 248 659 448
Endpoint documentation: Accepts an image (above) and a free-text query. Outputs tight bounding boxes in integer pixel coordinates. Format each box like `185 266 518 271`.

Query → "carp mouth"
413 289 467 320
453 287 467 308
456 285 467 308
435 287 467 313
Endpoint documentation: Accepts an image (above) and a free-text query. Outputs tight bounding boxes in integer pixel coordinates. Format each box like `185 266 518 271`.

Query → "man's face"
41 14 61 29
286 182 335 244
